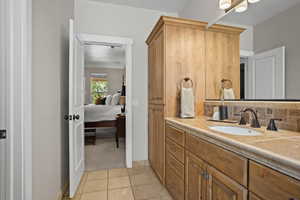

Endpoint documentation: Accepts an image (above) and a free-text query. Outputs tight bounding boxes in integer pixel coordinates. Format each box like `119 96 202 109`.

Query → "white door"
69 19 85 198
247 46 285 99
0 0 8 198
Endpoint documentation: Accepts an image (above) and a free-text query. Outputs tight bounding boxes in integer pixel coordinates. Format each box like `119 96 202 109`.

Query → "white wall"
179 0 224 23
75 0 177 160
179 0 254 52
32 0 73 199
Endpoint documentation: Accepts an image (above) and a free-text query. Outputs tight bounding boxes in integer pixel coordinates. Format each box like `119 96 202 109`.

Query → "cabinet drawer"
166 138 185 163
166 125 185 146
249 161 300 200
186 133 248 186
166 166 185 200
166 151 184 180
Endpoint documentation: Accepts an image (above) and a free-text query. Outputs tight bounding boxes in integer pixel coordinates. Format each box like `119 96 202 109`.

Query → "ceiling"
84 44 126 69
222 0 300 26
89 0 190 13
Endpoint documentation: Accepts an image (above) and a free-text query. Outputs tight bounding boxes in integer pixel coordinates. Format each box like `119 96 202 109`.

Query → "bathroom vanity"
165 117 300 200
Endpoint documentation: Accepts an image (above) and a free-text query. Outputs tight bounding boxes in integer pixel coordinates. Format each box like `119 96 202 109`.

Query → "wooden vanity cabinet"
185 152 207 200
249 161 300 200
147 16 243 185
206 166 248 200
148 104 165 182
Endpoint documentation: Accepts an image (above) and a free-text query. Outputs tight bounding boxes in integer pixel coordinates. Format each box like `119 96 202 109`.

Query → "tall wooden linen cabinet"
146 16 243 184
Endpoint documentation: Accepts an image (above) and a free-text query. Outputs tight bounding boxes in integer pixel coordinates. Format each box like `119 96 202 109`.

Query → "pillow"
111 93 121 105
105 95 112 105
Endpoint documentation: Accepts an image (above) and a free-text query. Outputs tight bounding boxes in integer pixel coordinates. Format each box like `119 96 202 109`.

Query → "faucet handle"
238 112 247 125
267 118 282 131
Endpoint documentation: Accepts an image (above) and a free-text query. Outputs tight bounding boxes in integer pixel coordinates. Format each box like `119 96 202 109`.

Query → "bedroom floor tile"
87 170 108 181
108 168 128 178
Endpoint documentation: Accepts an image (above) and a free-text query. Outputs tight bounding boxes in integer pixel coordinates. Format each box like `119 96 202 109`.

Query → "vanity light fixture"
219 0 261 12
219 0 232 10
235 0 248 13
248 0 260 3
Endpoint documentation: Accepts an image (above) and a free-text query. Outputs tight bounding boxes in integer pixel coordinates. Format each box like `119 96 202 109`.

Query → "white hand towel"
181 87 195 118
223 88 235 99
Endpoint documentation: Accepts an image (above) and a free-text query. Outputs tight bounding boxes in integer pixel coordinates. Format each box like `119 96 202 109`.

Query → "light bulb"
248 0 260 3
219 0 232 10
235 0 248 13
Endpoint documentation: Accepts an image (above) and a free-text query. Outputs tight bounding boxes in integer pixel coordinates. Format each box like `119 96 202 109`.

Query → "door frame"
242 46 286 99
78 33 134 168
1 0 33 199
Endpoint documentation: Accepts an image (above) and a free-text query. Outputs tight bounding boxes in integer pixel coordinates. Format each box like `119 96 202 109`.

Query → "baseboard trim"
58 183 69 200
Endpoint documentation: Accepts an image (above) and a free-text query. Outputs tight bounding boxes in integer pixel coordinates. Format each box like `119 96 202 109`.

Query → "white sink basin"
209 125 262 136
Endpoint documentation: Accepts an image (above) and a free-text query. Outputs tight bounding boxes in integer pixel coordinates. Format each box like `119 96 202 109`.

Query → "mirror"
207 0 300 101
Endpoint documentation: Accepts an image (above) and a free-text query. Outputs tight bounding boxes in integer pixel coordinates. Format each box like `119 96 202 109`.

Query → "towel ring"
181 77 194 88
221 78 233 89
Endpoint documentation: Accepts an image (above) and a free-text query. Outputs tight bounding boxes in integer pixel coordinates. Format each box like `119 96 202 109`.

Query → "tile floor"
70 162 173 200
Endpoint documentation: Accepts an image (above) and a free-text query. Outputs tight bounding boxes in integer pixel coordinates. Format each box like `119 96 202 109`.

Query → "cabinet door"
207 166 247 200
185 152 207 200
148 104 165 183
148 105 155 169
205 31 240 99
148 30 165 105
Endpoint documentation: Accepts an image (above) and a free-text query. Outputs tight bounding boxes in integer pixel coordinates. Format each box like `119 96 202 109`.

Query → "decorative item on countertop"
218 79 234 120
180 77 195 118
212 106 220 120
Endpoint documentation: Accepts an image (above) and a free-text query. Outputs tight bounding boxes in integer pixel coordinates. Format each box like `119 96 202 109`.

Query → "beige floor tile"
80 191 107 200
108 176 131 189
129 172 160 186
108 168 128 178
70 194 81 200
108 187 134 200
87 170 108 181
132 184 168 200
127 166 154 176
83 179 108 193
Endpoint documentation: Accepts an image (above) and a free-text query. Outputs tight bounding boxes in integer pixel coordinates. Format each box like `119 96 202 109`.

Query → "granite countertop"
165 116 300 180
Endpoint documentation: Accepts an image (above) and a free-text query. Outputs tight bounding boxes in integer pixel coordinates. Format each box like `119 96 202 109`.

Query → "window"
90 77 108 104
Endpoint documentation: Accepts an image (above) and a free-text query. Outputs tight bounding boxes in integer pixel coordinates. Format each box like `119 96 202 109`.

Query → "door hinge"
0 130 7 140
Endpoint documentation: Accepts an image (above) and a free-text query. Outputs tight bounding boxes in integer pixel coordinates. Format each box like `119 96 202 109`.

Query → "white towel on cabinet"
223 88 235 99
180 87 195 118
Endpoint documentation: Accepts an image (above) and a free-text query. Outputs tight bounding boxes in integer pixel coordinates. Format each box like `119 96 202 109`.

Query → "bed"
84 104 122 145
84 104 122 128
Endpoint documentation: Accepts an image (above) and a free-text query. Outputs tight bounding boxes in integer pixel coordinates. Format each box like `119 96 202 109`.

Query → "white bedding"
84 104 122 122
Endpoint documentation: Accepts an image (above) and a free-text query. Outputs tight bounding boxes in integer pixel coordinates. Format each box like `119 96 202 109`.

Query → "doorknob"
0 130 7 140
73 114 80 120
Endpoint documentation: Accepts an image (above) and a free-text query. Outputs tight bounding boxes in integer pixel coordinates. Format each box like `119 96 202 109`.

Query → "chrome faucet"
239 108 261 128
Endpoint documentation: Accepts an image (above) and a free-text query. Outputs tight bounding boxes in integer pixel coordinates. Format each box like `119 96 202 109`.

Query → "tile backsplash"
204 101 300 132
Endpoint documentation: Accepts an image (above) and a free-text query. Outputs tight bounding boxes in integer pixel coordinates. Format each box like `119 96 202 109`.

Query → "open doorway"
84 43 127 170
68 26 133 197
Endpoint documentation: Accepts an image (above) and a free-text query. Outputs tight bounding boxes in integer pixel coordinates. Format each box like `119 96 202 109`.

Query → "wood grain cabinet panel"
185 151 207 200
166 125 185 146
148 105 165 183
249 161 300 200
249 193 263 200
166 151 184 180
166 166 185 200
166 138 185 163
186 133 248 186
207 166 248 200
148 30 165 105
205 31 240 100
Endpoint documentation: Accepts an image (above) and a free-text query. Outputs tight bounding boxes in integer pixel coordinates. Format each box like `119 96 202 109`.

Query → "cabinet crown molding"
146 16 245 45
